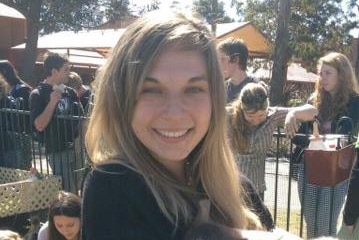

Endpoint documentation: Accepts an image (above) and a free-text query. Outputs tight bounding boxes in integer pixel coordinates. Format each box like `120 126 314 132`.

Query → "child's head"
0 230 22 240
43 53 70 83
48 191 81 240
65 72 82 91
228 82 269 153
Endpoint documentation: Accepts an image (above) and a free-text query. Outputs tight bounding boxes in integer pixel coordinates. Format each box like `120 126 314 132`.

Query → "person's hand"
345 224 354 232
284 111 299 139
50 90 62 104
193 199 211 224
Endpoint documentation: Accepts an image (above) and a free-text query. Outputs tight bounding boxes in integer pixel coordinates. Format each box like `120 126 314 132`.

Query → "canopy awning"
249 62 318 83
11 21 271 67
216 22 271 58
0 3 26 48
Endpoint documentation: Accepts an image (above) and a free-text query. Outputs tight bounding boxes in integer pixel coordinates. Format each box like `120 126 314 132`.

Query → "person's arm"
283 104 318 138
33 90 61 132
240 175 275 231
82 164 183 240
343 153 359 228
286 104 318 122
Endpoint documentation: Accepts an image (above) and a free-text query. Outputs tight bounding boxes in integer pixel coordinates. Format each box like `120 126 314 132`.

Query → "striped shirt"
234 107 289 194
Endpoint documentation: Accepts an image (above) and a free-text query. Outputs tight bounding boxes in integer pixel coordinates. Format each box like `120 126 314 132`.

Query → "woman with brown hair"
296 52 359 238
227 82 317 199
81 11 261 240
38 191 81 240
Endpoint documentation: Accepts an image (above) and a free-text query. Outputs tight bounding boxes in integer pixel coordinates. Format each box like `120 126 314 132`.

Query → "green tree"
136 0 160 15
0 0 104 85
102 0 130 21
193 0 233 34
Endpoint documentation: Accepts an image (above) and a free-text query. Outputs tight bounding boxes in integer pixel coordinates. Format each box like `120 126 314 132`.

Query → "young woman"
296 52 359 238
37 191 81 240
0 60 32 110
81 11 261 240
227 82 318 198
0 60 33 170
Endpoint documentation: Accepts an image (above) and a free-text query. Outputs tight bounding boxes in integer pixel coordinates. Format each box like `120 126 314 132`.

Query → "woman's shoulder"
85 162 146 191
89 162 140 180
349 93 359 103
37 221 49 240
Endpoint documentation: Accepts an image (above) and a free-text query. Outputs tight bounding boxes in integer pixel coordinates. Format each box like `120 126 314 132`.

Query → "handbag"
304 117 357 187
304 143 356 186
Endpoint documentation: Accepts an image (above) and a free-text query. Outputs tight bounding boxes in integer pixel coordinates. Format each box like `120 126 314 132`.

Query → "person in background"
82 11 262 240
217 37 255 103
294 52 359 239
337 134 359 239
29 53 84 193
0 75 17 168
64 71 91 188
65 72 92 113
0 60 32 110
227 82 318 199
37 191 81 240
0 60 33 170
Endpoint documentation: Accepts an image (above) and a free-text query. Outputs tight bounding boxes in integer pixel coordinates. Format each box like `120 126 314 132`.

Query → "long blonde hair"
86 12 259 229
312 52 359 121
229 82 269 153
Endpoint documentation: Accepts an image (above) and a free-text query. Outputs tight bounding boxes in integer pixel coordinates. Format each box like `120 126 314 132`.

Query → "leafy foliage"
0 0 103 34
192 0 233 24
101 0 130 22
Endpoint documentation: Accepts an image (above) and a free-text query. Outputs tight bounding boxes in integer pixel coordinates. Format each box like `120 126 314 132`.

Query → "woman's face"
53 215 80 240
132 48 211 174
243 109 267 127
318 63 339 95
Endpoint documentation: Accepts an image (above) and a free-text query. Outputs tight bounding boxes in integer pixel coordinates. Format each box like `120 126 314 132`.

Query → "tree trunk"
20 0 42 87
210 0 218 35
355 33 359 81
270 0 291 106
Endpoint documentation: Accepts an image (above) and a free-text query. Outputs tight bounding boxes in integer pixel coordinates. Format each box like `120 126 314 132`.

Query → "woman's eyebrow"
188 75 207 83
144 77 159 83
144 75 207 83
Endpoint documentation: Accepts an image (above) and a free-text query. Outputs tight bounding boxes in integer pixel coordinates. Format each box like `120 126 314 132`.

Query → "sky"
129 0 236 17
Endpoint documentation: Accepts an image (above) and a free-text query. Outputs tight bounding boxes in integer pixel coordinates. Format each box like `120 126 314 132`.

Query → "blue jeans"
47 149 76 193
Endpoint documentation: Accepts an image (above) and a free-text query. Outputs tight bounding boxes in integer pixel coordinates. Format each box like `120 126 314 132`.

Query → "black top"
226 77 255 103
292 94 359 150
81 163 186 240
10 83 31 110
343 150 359 226
29 82 83 153
79 87 92 113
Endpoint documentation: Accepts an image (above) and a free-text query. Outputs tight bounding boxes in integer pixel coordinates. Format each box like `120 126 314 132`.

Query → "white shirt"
37 221 49 240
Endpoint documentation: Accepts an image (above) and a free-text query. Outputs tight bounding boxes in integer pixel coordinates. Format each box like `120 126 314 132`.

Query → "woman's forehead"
243 109 267 116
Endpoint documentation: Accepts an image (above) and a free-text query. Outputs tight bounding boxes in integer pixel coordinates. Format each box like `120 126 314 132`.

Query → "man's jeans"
47 149 76 193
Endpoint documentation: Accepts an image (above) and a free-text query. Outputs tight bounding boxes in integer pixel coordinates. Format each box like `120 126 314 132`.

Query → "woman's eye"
185 87 204 94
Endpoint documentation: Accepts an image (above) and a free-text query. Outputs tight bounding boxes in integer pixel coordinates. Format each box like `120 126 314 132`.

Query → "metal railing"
0 107 345 239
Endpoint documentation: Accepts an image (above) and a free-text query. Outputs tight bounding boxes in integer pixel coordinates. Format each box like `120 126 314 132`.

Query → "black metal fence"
0 107 347 239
